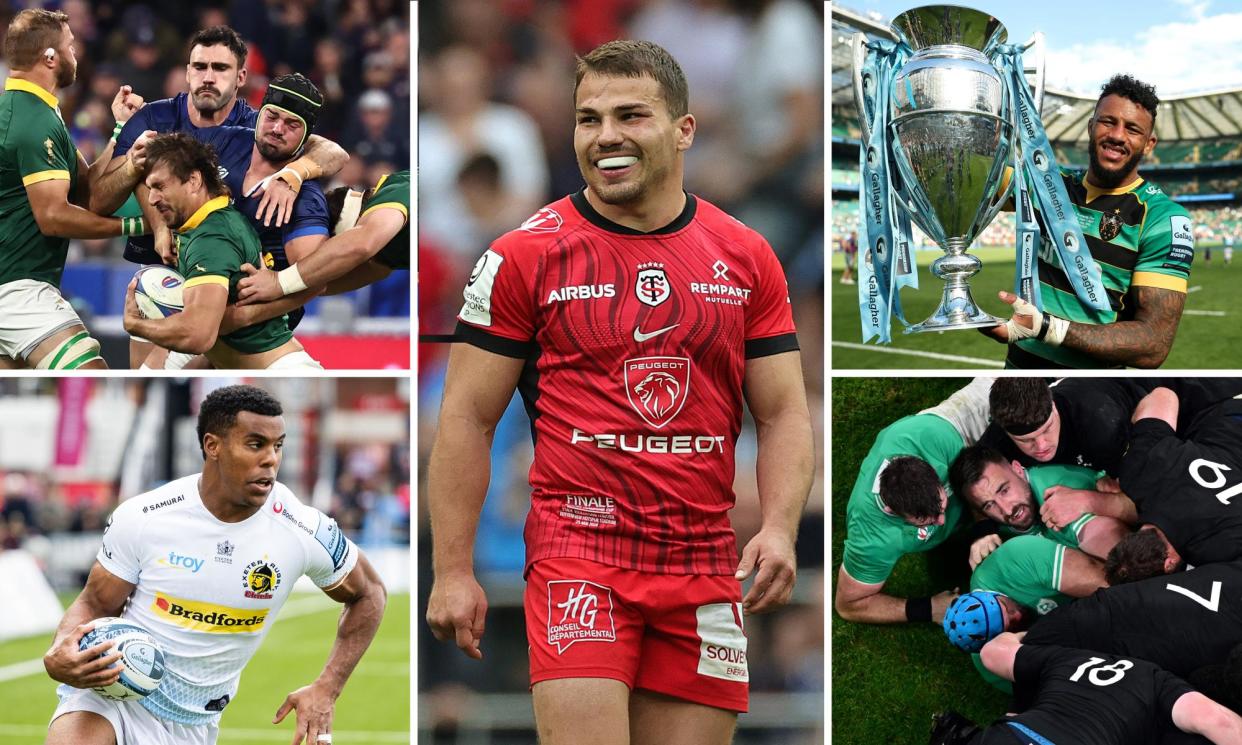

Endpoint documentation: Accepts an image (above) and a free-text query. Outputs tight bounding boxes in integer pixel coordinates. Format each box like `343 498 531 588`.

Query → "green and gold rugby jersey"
1009 166 1193 369
0 79 78 287
177 196 293 354
364 170 409 270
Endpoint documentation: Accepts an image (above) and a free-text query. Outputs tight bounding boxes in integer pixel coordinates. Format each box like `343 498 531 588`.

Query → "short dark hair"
197 385 283 458
189 25 248 68
4 9 69 70
949 445 1007 506
990 378 1053 435
1104 528 1170 585
878 456 943 520
1098 74 1159 123
574 40 689 118
324 184 376 232
145 133 229 198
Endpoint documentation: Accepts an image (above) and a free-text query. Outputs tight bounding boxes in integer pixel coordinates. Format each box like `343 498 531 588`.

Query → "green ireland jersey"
364 170 409 270
998 464 1102 550
0 79 78 287
177 197 293 354
1009 167 1193 369
968 533 1076 691
842 413 966 585
971 534 1073 615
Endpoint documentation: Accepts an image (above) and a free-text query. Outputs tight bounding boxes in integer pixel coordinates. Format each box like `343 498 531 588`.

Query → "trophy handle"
1021 31 1047 112
852 32 874 144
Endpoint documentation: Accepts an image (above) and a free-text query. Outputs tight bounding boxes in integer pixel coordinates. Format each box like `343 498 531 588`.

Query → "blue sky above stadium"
843 0 1242 96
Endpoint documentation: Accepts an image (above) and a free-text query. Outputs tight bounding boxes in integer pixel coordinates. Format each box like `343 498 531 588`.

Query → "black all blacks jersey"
1121 400 1242 565
1025 560 1242 677
1004 644 1193 745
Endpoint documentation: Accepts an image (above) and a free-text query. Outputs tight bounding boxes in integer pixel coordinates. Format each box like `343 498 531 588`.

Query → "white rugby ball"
133 266 185 319
79 617 166 701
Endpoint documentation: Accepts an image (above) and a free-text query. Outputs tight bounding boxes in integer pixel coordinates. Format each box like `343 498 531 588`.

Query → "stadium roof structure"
831 5 1242 144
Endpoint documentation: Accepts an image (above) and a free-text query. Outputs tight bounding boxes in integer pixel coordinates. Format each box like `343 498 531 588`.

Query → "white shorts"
268 349 323 369
0 279 87 360
52 685 218 745
919 377 994 445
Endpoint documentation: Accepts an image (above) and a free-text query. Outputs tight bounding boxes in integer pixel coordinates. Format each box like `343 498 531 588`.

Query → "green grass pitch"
830 245 1237 368
831 379 1007 745
0 593 410 744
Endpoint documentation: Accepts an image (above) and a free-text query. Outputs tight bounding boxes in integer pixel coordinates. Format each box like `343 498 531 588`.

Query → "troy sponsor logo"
520 207 563 234
158 551 204 573
624 356 690 428
547 580 616 653
546 284 615 303
635 263 671 307
151 594 268 633
559 494 617 528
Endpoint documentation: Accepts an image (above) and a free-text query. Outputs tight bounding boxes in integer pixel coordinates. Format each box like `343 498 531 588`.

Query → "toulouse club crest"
635 262 671 307
624 356 690 428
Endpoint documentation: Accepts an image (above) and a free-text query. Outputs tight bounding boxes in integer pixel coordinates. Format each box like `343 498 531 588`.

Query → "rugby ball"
133 266 185 319
78 617 166 701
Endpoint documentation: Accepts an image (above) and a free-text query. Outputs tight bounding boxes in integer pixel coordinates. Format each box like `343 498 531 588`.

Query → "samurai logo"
635 262 671 307
624 357 691 428
1099 211 1123 241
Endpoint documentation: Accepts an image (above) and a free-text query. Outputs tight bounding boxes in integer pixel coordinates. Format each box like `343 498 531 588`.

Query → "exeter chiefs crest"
242 559 282 600
1099 211 1123 242
635 263 671 307
624 356 690 428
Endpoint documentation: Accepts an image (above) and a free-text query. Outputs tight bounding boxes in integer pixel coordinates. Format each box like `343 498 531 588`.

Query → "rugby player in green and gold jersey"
0 9 151 370
986 75 1192 369
121 133 323 369
231 170 409 311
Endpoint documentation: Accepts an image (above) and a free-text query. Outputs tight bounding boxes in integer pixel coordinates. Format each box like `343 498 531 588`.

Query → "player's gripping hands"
43 620 123 690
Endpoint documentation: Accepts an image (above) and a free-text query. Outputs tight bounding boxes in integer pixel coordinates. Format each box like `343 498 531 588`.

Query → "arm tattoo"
1063 285 1185 368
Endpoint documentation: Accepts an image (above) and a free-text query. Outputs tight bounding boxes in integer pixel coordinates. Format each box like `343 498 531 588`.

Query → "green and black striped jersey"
1009 167 1193 369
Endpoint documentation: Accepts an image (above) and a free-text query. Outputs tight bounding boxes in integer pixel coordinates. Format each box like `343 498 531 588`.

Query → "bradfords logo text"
635 263 671 307
624 356 690 428
151 594 268 633
547 580 616 653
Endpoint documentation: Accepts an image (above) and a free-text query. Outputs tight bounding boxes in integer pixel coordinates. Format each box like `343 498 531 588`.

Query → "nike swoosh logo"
633 323 679 342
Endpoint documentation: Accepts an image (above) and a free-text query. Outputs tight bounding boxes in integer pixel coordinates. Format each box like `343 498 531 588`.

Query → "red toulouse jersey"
457 191 798 576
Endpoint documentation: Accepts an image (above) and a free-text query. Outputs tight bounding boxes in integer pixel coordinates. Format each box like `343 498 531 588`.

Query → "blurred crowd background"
416 1 825 742
0 0 411 365
0 377 411 576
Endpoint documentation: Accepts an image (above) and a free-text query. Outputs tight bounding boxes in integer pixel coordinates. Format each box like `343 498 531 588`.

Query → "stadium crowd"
416 1 824 742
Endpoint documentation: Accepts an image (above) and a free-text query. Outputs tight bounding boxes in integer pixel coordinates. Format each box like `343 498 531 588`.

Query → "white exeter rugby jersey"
97 474 358 725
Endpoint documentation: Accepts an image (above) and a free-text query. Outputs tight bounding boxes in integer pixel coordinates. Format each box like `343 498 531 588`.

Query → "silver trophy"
853 5 1043 333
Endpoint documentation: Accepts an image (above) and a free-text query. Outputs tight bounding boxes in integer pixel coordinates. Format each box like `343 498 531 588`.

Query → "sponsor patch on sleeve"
1170 215 1194 252
459 249 504 327
314 514 349 571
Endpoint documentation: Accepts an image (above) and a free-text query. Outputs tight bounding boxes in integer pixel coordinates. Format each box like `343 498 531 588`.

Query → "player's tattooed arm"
299 135 349 181
1061 285 1185 368
44 562 135 689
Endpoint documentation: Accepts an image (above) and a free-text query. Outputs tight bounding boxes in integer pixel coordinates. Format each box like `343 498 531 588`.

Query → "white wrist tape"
277 264 308 296
1004 296 1069 347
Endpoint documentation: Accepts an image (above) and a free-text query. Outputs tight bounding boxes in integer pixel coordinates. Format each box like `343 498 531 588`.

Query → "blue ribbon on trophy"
857 38 914 343
852 5 1111 344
